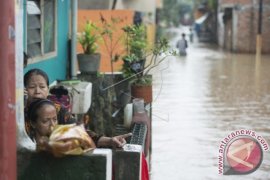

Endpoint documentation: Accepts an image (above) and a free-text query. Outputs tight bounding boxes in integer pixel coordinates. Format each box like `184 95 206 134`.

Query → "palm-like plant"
77 21 101 74
78 21 100 55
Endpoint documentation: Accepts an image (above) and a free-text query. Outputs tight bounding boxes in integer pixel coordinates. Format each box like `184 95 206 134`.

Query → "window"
26 0 57 62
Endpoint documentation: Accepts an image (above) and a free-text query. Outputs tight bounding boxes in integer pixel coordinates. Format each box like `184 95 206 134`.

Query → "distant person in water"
189 28 194 43
176 33 188 56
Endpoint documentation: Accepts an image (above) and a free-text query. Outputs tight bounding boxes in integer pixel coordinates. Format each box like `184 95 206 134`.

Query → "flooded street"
151 28 270 180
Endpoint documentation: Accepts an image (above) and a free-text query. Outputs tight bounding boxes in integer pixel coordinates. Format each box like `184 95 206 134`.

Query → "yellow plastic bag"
48 124 96 157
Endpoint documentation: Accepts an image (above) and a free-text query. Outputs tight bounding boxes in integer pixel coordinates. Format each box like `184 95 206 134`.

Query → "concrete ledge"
92 149 112 180
113 144 143 180
18 148 112 180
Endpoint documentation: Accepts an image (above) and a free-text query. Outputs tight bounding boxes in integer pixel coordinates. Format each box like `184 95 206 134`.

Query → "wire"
145 55 171 122
100 64 154 91
153 55 171 102
115 56 171 122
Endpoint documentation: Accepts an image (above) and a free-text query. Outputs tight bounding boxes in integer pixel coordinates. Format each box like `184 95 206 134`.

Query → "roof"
195 13 209 24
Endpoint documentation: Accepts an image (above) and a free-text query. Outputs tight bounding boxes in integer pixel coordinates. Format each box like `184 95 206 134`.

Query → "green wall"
24 0 70 84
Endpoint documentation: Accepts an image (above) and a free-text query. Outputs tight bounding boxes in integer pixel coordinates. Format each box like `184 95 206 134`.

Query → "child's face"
34 104 57 137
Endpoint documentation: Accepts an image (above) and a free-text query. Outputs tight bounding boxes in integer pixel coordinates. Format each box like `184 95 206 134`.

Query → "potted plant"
77 20 101 74
122 25 147 74
122 24 175 103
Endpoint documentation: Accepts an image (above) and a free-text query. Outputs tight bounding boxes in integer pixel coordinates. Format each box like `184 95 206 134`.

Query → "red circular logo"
226 137 262 174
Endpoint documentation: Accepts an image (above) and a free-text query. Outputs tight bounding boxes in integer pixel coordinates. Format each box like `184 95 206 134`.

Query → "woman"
24 68 74 123
24 68 131 148
27 98 57 143
27 98 95 156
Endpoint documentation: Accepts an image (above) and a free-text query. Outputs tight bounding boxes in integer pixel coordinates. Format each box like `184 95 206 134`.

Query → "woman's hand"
97 133 132 148
36 136 50 151
111 133 133 148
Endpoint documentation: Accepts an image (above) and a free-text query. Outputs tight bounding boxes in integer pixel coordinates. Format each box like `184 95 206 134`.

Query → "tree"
158 0 194 27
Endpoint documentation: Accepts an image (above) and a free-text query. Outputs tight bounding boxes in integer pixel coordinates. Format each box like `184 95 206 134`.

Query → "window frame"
26 0 58 64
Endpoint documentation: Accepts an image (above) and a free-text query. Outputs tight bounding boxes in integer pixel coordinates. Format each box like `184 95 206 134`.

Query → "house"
77 0 156 72
218 0 270 53
23 0 158 78
194 1 218 43
1 0 157 179
23 0 76 83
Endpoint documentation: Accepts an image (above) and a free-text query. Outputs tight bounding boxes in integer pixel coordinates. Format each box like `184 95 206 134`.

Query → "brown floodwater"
150 28 270 180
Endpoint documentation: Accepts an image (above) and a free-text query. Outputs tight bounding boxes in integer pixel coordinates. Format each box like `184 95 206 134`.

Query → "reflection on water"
151 30 270 180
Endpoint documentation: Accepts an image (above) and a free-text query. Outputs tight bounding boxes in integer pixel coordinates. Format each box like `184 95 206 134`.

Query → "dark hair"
23 52 29 68
24 68 49 87
27 98 55 124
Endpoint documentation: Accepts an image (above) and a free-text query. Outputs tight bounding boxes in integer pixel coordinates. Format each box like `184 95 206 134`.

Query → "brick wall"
220 0 251 5
219 0 270 53
237 8 256 53
261 6 270 53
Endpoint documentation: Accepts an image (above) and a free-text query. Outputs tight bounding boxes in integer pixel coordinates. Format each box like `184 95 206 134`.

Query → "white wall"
16 0 36 150
78 0 112 9
116 0 156 24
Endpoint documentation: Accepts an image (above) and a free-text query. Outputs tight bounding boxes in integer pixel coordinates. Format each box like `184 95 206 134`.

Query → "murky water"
151 28 270 180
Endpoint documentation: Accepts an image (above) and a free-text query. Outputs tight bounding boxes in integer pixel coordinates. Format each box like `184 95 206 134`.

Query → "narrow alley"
151 27 270 180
